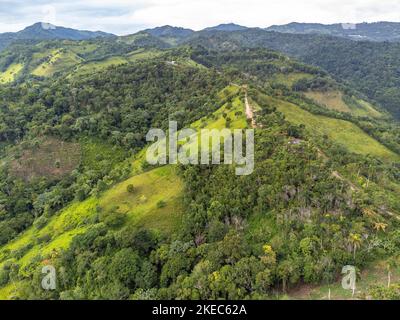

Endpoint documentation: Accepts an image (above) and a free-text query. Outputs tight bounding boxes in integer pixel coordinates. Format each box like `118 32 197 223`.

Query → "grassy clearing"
126 49 163 62
191 97 247 130
67 42 99 55
99 165 184 233
0 282 19 300
191 85 247 130
273 97 399 161
217 85 241 101
305 90 383 119
272 72 313 87
32 49 83 77
7 136 124 182
72 56 128 76
349 98 384 118
0 63 23 84
0 197 98 272
305 90 351 113
178 58 208 70
0 165 184 287
132 85 247 171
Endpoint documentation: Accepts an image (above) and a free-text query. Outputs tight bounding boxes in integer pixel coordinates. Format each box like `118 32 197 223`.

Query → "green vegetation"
289 259 400 300
0 63 23 83
185 28 400 119
32 49 83 77
305 90 351 113
0 39 398 301
99 165 183 231
274 97 399 161
126 48 163 62
72 56 128 76
0 78 248 299
272 72 313 87
350 98 383 119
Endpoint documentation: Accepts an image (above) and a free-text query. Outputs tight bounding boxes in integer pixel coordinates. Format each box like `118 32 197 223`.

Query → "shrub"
157 200 167 208
127 184 135 193
33 215 48 230
99 211 126 228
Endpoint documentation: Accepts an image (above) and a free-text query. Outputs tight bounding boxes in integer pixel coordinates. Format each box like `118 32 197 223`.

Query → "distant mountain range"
143 21 400 43
0 22 114 51
141 21 400 43
145 25 194 39
3 21 400 53
266 22 400 42
143 23 248 44
2 21 400 118
0 22 250 51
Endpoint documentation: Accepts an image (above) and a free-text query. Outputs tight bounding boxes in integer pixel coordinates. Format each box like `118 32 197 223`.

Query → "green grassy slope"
272 72 313 87
31 49 83 77
71 56 128 77
0 75 397 299
271 96 399 161
99 165 184 231
0 166 182 298
0 85 248 299
0 39 167 84
0 63 23 84
305 90 351 113
304 90 384 119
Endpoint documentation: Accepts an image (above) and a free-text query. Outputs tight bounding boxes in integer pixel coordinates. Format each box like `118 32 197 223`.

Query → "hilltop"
202 23 249 32
0 22 114 52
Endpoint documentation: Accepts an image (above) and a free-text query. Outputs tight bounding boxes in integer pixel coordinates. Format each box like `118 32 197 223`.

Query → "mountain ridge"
266 21 400 42
202 23 249 32
0 22 114 51
144 25 194 38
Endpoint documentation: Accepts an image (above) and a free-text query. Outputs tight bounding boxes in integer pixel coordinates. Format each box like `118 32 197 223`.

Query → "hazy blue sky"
0 0 399 35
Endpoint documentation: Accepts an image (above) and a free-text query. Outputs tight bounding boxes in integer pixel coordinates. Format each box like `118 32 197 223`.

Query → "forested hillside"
266 22 400 42
4 25 400 121
183 29 400 119
0 26 399 300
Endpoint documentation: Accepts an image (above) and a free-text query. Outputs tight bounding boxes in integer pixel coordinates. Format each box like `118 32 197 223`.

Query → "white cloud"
0 0 399 34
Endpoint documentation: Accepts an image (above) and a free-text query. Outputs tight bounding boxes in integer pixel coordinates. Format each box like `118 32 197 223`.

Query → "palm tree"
349 233 362 260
